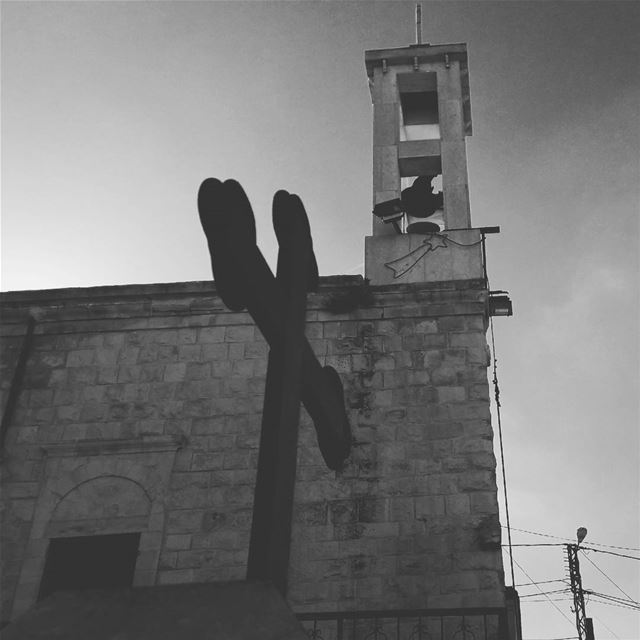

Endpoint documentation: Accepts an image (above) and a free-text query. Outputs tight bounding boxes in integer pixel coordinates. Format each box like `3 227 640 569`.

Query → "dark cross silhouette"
198 178 351 595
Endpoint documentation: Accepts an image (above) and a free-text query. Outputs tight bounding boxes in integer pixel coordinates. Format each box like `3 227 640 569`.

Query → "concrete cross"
198 178 351 595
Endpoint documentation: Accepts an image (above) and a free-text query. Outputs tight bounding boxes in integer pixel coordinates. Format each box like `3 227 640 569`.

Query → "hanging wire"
579 549 639 602
504 542 640 556
587 598 640 612
591 613 621 640
513 558 576 629
482 234 516 590
490 311 515 588
580 546 640 561
504 543 564 547
503 526 640 552
521 598 575 604
516 578 568 587
521 637 578 640
586 591 640 609
519 589 571 598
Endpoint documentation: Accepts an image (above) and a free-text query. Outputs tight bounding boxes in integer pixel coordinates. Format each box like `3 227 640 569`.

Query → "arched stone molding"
47 475 152 537
10 436 183 619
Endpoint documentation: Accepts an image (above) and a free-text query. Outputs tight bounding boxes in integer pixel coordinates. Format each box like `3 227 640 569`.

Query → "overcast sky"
2 1 639 637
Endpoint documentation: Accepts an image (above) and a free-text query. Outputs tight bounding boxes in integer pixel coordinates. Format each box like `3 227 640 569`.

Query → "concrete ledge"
2 580 307 640
0 276 488 331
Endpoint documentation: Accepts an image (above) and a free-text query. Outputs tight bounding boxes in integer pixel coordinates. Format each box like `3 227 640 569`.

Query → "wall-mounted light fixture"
489 291 513 317
372 198 404 233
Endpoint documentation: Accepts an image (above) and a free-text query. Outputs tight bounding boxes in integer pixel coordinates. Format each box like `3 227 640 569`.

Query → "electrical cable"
587 597 640 612
501 538 640 566
513 557 576 629
503 541 640 558
579 546 640 561
583 541 640 552
521 598 575 604
519 589 571 598
579 549 638 602
522 637 578 640
516 578 568 587
483 235 515 591
588 590 638 605
504 543 564 547
586 591 640 609
489 309 515 587
591 613 621 640
590 598 640 612
503 526 640 552
502 526 570 541
589 595 639 609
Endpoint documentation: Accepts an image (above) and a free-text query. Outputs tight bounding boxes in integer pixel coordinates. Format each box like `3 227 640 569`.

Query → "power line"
591 613 621 640
504 526 567 541
513 557 576 629
484 248 521 640
520 589 567 599
590 599 640 612
589 590 639 605
506 543 564 547
580 549 638 602
521 598 575 604
517 578 568 587
580 546 640 561
522 637 578 640
502 540 640 559
503 526 640 552
587 591 640 609
589 595 640 610
587 597 640 612
488 302 515 589
586 541 640 552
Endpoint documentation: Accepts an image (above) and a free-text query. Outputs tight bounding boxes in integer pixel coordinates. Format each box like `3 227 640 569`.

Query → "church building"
1 36 519 639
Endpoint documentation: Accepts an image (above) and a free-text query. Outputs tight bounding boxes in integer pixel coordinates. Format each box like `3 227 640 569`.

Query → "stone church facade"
1 276 504 618
1 39 518 638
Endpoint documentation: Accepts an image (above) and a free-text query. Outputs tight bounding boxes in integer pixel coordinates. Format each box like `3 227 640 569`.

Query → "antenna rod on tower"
416 3 422 45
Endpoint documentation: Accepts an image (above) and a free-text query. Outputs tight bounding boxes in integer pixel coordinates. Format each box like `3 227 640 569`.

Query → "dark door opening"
38 532 140 600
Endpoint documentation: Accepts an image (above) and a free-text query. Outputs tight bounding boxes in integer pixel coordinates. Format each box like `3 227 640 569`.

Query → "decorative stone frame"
10 436 184 619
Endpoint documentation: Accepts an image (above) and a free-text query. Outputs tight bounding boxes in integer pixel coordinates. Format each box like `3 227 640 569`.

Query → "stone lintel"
398 140 442 177
41 435 186 458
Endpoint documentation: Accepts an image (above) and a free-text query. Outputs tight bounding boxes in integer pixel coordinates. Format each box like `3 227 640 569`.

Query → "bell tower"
364 40 482 286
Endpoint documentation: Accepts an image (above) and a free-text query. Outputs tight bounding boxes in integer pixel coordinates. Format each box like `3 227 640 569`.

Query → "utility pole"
566 544 596 640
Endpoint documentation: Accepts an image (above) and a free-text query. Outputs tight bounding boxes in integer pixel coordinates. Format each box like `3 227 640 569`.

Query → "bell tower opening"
398 71 440 141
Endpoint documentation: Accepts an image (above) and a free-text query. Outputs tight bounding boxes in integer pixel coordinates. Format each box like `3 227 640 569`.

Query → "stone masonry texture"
0 277 504 623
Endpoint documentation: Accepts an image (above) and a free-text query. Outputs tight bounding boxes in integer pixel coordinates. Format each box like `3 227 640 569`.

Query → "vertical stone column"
371 66 400 236
438 60 471 229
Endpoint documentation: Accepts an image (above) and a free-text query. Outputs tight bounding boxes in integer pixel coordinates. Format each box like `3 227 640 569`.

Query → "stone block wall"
0 276 504 622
